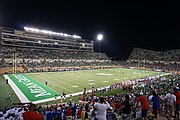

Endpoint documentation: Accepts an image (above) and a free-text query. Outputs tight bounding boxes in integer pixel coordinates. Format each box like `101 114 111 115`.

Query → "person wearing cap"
23 103 43 120
134 92 149 120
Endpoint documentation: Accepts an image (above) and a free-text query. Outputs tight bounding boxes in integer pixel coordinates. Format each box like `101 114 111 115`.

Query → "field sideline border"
3 75 29 103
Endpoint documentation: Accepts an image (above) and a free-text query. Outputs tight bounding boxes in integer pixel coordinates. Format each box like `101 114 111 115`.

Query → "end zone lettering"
14 75 51 97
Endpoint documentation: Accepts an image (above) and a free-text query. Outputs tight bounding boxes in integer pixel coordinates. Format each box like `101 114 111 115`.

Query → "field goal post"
12 52 17 75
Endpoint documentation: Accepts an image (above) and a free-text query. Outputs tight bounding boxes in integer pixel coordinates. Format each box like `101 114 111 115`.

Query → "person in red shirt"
174 87 180 119
66 107 72 119
77 108 82 119
23 103 43 120
115 101 121 109
134 92 149 120
82 88 87 101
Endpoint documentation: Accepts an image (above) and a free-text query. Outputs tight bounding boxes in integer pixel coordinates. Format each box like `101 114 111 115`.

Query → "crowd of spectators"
129 47 180 62
115 47 180 72
0 46 111 69
1 73 180 120
1 47 179 73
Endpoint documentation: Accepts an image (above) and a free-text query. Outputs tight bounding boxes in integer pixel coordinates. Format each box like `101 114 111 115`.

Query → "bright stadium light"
24 26 81 39
97 34 103 53
63 33 68 37
72 35 79 38
97 34 103 41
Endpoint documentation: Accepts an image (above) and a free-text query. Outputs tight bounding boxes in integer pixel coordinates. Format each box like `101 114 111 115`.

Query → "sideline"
3 75 30 103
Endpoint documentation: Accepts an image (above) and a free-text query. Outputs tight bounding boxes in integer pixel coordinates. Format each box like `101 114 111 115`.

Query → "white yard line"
74 72 109 87
3 75 30 103
30 74 74 92
42 73 83 91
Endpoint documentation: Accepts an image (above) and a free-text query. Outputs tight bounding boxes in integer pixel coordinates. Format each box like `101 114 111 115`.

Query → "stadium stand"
127 47 180 72
0 26 112 73
129 47 180 61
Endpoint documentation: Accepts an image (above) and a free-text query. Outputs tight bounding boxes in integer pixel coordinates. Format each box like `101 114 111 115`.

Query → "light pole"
97 34 103 53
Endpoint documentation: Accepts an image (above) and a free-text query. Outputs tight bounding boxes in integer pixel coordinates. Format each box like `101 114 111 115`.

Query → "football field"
2 68 167 105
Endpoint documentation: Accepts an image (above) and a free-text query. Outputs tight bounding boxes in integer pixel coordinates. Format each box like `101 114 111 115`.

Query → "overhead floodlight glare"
43 30 49 34
72 35 81 39
52 32 56 35
24 27 29 30
97 34 103 41
72 35 77 38
63 33 68 37
24 26 82 39
34 29 39 32
50 31 53 34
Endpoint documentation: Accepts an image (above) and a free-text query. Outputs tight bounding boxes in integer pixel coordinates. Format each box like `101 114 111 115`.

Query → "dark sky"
0 0 180 59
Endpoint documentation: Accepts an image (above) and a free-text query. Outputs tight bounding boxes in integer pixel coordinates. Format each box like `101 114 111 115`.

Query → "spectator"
174 87 180 119
54 107 62 120
134 92 149 120
81 106 88 120
23 103 43 120
94 97 110 120
120 94 132 120
165 89 176 118
150 91 160 118
106 107 117 120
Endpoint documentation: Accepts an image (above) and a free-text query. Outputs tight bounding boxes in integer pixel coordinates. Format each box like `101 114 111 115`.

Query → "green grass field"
0 68 167 109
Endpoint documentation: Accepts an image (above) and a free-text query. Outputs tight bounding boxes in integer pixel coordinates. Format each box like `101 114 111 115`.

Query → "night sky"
0 1 180 60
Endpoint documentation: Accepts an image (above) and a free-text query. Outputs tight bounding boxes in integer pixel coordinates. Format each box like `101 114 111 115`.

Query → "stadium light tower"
97 34 103 53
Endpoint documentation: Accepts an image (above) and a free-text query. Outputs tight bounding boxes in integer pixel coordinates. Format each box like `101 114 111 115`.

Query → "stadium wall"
0 66 119 74
0 67 24 74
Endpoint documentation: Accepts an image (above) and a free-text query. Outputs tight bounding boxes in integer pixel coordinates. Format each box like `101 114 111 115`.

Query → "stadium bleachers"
129 47 180 62
127 47 180 71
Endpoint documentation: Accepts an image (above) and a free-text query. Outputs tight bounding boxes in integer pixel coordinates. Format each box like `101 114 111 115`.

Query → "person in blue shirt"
54 107 62 120
63 107 67 120
46 108 53 120
72 104 77 119
150 91 160 118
